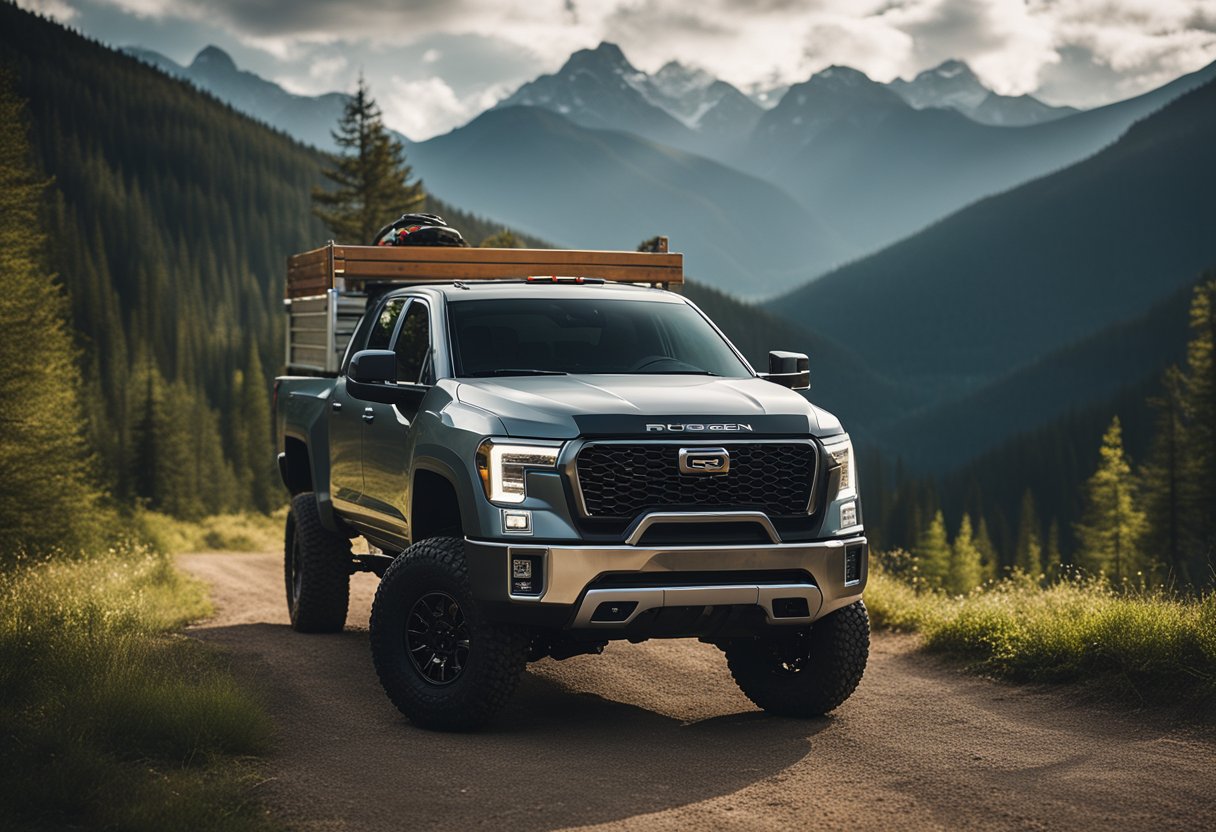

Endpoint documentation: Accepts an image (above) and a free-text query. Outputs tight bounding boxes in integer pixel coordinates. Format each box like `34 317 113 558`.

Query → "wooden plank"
285 241 683 299
340 261 681 283
333 245 681 268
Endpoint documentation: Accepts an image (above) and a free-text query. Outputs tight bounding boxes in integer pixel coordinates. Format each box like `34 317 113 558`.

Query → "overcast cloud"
19 0 1216 138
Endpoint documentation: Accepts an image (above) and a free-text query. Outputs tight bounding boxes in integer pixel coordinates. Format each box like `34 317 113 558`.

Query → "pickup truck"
275 241 869 730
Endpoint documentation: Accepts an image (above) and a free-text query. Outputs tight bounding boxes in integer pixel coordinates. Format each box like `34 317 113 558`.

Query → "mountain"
873 282 1196 472
0 3 547 513
496 43 761 159
889 60 1077 126
743 58 1216 255
496 43 696 148
123 44 349 151
767 76 1216 401
404 105 848 296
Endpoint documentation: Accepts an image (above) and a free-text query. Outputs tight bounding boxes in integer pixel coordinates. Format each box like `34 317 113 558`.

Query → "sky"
20 0 1216 139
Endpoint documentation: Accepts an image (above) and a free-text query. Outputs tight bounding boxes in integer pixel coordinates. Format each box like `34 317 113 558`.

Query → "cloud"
378 75 512 140
20 0 78 21
26 0 1216 135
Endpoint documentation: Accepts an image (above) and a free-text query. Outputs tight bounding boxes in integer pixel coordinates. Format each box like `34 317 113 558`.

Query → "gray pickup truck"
275 242 868 730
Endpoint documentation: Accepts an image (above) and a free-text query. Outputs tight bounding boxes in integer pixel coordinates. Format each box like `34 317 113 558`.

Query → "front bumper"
465 534 868 631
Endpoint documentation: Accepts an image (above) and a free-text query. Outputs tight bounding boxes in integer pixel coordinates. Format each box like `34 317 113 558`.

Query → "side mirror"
346 349 425 408
762 350 810 390
349 349 397 384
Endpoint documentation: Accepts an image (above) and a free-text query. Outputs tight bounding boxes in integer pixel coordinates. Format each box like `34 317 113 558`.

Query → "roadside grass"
0 547 278 831
133 509 284 554
866 566 1216 705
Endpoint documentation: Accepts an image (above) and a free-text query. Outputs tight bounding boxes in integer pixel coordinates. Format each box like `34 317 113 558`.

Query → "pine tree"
240 342 275 513
974 516 1001 580
1074 417 1149 582
1013 489 1042 576
948 514 985 595
1140 366 1187 579
1044 519 1062 581
915 510 952 592
1179 278 1216 584
480 229 525 248
0 73 104 559
312 75 425 243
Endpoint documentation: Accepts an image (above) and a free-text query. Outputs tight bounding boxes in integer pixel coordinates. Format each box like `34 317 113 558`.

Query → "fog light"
502 509 532 534
509 548 545 597
840 501 857 528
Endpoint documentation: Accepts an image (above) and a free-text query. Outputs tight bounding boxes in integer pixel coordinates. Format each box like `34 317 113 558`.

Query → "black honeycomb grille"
574 443 815 519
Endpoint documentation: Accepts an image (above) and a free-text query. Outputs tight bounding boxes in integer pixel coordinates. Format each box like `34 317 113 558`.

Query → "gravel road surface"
180 551 1216 832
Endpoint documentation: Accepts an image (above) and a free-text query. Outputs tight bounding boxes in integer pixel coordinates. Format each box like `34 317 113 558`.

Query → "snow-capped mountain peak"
888 59 1078 125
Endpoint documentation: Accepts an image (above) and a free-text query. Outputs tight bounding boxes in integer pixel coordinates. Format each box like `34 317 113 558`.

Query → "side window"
393 301 432 384
366 298 405 351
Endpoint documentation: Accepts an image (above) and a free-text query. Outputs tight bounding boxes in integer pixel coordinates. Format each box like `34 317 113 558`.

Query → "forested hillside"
0 4 541 518
771 76 1216 387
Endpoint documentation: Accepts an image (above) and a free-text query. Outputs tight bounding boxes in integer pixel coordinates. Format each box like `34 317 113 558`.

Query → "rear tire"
285 492 351 633
369 536 530 731
726 600 869 717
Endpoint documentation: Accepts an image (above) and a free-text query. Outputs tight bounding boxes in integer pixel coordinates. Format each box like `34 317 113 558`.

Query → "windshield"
448 297 752 378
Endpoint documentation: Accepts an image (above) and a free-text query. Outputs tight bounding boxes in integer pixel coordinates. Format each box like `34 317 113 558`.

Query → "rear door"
360 297 434 540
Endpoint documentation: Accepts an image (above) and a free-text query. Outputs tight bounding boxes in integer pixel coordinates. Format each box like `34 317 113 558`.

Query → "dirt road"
181 551 1216 832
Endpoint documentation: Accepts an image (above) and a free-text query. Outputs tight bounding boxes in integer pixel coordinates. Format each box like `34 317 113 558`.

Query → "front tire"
369 536 530 731
284 492 351 633
726 600 870 717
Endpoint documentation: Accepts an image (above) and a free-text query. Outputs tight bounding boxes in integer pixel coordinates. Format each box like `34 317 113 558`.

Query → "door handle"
331 401 342 412
361 408 375 424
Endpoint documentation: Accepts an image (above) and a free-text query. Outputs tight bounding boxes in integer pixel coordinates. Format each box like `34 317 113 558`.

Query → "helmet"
372 213 468 247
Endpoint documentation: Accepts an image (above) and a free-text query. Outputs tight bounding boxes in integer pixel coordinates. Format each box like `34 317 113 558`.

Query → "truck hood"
454 374 841 439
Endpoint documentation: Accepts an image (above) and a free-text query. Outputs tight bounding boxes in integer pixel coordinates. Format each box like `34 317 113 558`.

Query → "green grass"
132 509 284 555
866 565 1216 704
0 547 278 831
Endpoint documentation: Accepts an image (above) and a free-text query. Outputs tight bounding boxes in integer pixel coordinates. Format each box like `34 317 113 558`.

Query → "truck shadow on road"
196 622 829 830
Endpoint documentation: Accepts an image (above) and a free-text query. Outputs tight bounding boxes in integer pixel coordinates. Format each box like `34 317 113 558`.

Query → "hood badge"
679 448 731 475
646 423 753 432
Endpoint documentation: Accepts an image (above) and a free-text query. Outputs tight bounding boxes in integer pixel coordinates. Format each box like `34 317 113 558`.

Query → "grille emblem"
678 447 730 475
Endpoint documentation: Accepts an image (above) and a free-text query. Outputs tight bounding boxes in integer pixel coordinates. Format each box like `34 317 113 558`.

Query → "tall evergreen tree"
1179 278 1216 584
1013 489 1042 575
1044 519 1063 581
240 342 275 513
480 229 525 248
974 516 1000 580
915 510 952 592
948 514 985 595
1141 366 1187 578
0 74 103 560
1074 417 1149 582
312 75 425 243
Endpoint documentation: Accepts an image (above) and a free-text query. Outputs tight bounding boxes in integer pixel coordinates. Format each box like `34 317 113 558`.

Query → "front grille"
574 442 815 519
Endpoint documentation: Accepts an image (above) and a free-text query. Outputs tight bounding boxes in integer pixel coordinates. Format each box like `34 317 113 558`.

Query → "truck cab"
276 242 869 730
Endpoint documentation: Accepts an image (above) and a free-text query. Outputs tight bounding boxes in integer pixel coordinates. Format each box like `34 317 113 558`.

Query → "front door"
327 296 406 515
361 298 433 539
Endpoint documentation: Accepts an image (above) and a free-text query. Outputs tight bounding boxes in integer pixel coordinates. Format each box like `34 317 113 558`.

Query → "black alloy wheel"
406 591 471 685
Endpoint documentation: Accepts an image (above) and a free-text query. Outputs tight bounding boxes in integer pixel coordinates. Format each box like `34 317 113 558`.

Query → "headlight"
475 439 562 504
823 436 857 501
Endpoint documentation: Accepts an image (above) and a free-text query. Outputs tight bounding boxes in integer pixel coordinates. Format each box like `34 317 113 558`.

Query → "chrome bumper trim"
470 535 868 620
623 511 782 545
571 582 824 628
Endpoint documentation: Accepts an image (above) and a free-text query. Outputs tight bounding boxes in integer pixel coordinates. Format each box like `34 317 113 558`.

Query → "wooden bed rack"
285 239 683 299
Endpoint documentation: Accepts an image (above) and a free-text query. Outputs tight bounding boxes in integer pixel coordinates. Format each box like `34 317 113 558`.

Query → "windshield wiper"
466 368 568 377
